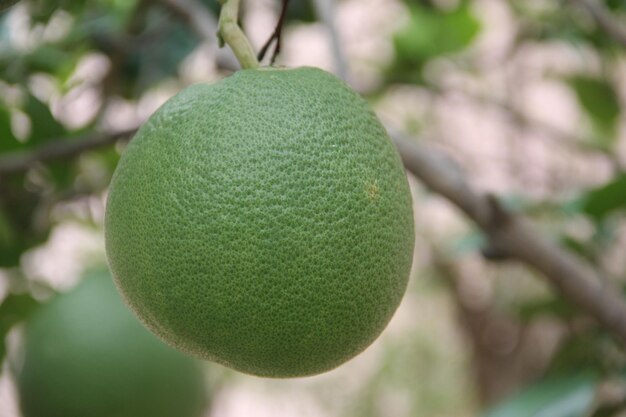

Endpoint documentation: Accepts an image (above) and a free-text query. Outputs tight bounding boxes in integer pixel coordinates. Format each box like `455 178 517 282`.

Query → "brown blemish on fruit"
365 180 380 202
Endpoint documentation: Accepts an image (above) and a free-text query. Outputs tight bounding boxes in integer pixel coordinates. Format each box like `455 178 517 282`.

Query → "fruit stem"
218 0 259 69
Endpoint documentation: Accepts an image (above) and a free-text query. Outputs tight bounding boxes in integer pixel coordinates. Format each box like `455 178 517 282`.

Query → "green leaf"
0 104 20 152
581 173 626 220
24 44 74 76
484 373 596 417
28 0 91 24
285 0 316 23
95 9 200 98
0 0 20 13
548 329 617 376
24 94 65 145
606 0 626 11
560 235 597 264
567 76 621 147
0 292 40 363
515 296 576 322
394 4 481 61
46 160 78 189
388 3 481 84
0 186 50 267
0 203 26 267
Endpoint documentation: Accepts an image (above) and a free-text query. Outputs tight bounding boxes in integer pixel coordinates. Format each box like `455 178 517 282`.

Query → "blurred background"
1 0 626 416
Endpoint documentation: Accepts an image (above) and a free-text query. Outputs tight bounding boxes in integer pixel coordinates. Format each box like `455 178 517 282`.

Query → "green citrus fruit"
16 269 207 417
105 66 414 377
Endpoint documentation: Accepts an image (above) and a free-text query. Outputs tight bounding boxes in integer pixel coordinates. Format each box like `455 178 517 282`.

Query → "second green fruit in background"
16 270 208 417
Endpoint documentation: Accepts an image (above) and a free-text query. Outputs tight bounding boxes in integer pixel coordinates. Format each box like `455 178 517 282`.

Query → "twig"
257 0 290 64
162 0 258 70
392 132 626 346
217 0 259 69
569 0 626 48
311 0 349 82
0 129 137 175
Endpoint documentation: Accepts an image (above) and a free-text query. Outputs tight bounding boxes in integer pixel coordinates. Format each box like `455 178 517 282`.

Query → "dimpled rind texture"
17 270 207 417
105 67 415 378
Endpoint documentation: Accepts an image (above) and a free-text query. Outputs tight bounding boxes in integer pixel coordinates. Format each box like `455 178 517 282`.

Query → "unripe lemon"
16 270 208 417
105 67 414 377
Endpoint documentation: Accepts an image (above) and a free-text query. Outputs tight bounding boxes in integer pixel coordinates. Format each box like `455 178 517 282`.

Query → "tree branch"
0 129 137 175
392 132 626 346
569 0 626 48
257 0 290 65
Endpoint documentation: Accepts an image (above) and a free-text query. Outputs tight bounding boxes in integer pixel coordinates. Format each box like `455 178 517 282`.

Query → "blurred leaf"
135 19 197 82
0 104 20 152
0 0 20 12
560 235 597 264
394 4 480 59
23 44 82 80
0 292 40 363
566 76 621 147
285 0 316 23
46 160 78 189
515 296 576 322
199 0 220 15
511 0 626 53
28 0 90 24
581 173 626 220
24 45 70 74
24 94 65 146
388 3 481 83
591 399 626 417
606 0 626 11
0 206 16 260
0 202 27 267
484 373 596 417
95 9 200 97
24 94 65 145
0 185 49 267
549 331 618 375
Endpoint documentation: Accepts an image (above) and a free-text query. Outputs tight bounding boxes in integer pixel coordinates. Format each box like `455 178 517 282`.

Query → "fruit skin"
16 270 207 417
105 66 415 377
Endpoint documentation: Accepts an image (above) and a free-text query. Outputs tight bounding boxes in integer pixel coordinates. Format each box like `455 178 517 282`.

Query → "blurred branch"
569 0 626 48
312 0 349 82
0 129 137 175
392 132 626 347
433 252 558 404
